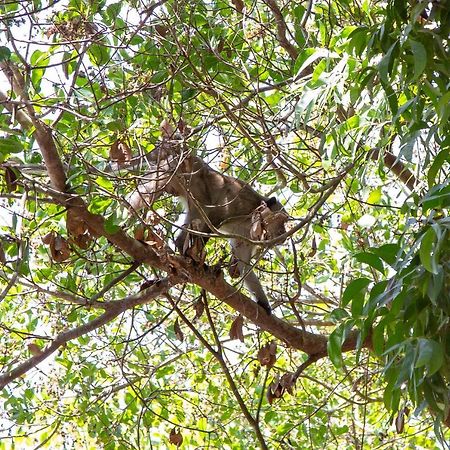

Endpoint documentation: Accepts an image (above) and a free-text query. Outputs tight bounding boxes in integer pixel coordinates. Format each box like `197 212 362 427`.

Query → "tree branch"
0 279 172 389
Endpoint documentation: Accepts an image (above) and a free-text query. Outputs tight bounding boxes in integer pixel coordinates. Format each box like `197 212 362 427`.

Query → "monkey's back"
182 157 271 228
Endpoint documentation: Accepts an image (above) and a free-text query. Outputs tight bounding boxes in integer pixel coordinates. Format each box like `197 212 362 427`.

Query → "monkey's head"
250 199 288 242
266 196 284 211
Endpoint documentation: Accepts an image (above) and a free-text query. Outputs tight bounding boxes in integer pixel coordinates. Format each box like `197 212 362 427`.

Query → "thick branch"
0 63 67 192
0 280 172 389
370 148 416 191
264 0 298 61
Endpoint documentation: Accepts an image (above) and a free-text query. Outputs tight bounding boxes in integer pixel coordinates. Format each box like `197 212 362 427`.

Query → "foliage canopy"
0 0 449 448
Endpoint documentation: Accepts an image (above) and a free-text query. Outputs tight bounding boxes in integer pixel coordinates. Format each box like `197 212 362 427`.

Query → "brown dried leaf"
266 385 275 405
174 318 184 342
73 233 91 250
395 408 408 434
145 229 165 250
109 139 132 166
66 209 87 237
169 427 183 447
27 342 43 357
0 242 6 265
257 340 277 368
5 167 19 192
250 216 263 240
229 315 245 343
43 232 71 262
193 298 204 321
308 236 317 257
219 148 230 171
52 234 71 262
267 376 285 404
42 232 53 245
279 372 295 395
231 0 244 13
395 411 404 434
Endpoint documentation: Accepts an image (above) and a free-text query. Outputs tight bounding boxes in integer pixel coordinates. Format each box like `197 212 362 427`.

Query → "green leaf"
367 187 381 204
95 176 114 191
104 215 121 234
88 44 110 66
342 278 371 306
327 327 344 368
372 243 402 266
409 40 427 81
0 136 23 155
0 46 11 62
354 252 385 274
419 228 438 274
378 41 399 83
415 339 443 375
88 197 112 215
427 149 449 188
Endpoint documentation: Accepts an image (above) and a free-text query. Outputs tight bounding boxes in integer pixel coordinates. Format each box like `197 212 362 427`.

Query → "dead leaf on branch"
193 298 204 321
257 340 277 368
174 318 184 342
267 376 284 404
0 242 6 265
109 139 132 167
66 209 92 249
229 315 245 342
308 236 317 257
169 427 183 447
266 371 296 404
42 231 71 262
4 167 19 192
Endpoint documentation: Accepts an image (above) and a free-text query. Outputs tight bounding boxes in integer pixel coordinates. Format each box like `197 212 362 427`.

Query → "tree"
0 0 449 448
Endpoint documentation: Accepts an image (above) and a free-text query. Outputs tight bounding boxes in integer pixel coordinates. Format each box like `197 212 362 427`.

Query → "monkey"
128 128 288 314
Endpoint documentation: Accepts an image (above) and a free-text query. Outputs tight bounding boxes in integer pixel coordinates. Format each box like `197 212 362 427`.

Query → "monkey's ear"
266 197 277 207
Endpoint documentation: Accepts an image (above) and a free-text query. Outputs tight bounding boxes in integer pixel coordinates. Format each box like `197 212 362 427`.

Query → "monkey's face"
250 201 288 242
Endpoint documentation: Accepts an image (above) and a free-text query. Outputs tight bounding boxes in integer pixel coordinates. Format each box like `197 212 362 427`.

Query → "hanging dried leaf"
308 236 317 257
0 242 6 265
42 232 71 262
73 233 91 250
169 427 183 447
67 209 87 236
160 119 175 139
174 318 184 342
193 298 204 321
279 372 295 395
395 407 409 434
145 228 165 250
27 342 43 356
109 139 132 167
4 167 19 192
267 376 285 404
66 209 92 248
183 219 206 263
231 0 244 13
229 315 245 342
257 340 277 368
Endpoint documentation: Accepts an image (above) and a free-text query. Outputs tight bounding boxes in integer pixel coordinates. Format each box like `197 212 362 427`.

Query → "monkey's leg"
231 240 272 314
